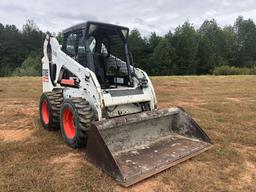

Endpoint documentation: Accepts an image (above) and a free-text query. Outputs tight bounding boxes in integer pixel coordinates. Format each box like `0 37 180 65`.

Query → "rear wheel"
60 98 94 148
39 90 63 130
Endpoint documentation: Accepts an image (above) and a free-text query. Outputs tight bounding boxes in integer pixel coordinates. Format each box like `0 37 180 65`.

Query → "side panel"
42 35 103 120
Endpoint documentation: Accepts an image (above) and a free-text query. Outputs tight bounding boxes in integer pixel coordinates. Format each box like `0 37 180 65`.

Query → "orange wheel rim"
63 108 76 139
42 100 49 124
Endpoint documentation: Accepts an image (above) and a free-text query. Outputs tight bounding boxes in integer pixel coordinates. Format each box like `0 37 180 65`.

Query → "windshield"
85 27 130 77
83 24 132 87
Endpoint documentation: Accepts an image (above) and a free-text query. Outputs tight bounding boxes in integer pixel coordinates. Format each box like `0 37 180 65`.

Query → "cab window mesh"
106 34 128 77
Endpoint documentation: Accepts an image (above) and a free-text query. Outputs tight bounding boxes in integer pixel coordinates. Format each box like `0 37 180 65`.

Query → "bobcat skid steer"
39 21 212 186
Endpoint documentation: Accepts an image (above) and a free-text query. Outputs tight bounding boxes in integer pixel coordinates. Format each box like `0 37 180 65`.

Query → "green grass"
0 76 256 192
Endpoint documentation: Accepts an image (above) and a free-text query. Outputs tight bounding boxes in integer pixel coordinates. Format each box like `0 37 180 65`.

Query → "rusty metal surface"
85 107 213 186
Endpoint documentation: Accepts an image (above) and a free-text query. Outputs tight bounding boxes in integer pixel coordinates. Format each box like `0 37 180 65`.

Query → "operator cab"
61 21 133 89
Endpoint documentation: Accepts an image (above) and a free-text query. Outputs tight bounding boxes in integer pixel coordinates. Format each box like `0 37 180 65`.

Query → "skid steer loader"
39 21 212 186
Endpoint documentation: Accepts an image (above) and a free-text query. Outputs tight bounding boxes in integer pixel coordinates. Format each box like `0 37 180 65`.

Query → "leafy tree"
197 19 226 74
0 24 24 76
0 23 4 31
22 20 45 56
128 29 149 69
12 55 41 76
197 37 215 74
172 21 198 75
147 32 161 51
56 32 63 44
222 26 237 66
142 32 162 75
0 20 45 77
233 16 256 67
150 38 176 75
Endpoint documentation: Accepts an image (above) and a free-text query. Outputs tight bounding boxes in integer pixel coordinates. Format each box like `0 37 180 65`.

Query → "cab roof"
62 21 129 34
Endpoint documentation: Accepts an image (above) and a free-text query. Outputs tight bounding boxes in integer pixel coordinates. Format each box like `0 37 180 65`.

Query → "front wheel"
39 90 63 130
60 98 94 148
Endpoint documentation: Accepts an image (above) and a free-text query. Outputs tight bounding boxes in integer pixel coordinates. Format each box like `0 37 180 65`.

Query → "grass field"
0 76 256 192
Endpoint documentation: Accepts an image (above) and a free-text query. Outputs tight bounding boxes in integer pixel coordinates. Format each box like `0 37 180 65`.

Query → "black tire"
60 98 94 148
39 90 63 130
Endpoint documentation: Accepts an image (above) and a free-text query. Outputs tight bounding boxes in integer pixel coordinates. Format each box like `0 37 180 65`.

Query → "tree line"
128 16 256 75
0 16 256 77
0 20 44 76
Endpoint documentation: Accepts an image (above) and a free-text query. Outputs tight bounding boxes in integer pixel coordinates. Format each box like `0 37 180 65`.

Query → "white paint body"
42 35 157 120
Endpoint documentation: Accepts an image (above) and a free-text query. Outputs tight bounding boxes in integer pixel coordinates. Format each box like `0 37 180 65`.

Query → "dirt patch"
50 152 84 168
0 99 37 131
241 161 255 184
226 96 256 104
226 97 243 102
229 161 256 191
0 129 34 142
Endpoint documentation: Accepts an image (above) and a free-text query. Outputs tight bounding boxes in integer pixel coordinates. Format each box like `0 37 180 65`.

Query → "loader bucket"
85 107 212 186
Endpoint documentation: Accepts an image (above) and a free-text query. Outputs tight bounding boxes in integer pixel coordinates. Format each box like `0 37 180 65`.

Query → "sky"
0 0 256 36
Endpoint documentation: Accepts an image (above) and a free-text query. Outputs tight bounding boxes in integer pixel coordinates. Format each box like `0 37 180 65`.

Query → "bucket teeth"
85 107 212 186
